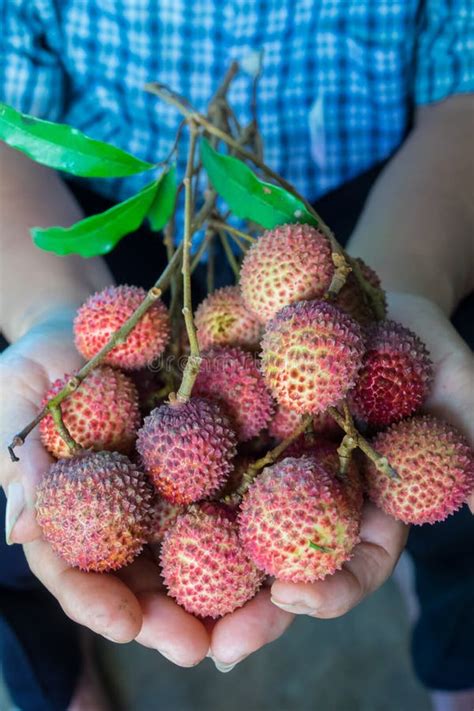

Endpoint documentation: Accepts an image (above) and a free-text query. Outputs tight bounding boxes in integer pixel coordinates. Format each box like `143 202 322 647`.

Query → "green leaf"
200 138 317 229
147 165 177 231
32 181 159 258
0 102 154 177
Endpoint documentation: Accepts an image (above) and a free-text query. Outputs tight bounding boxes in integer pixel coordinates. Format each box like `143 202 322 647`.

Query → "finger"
467 492 474 515
1 408 52 545
135 591 210 667
271 502 408 618
24 539 142 642
210 587 294 670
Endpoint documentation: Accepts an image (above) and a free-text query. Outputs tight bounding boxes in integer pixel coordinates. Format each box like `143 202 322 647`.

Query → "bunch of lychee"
34 224 474 620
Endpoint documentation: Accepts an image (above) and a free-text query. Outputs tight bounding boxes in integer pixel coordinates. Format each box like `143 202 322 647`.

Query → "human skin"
0 95 473 671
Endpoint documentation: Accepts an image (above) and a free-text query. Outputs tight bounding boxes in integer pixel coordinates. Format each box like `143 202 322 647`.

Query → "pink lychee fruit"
240 223 333 323
36 451 153 572
136 397 237 504
269 404 341 441
261 300 365 415
147 497 184 544
39 366 140 458
350 320 433 428
74 285 170 370
238 456 361 582
195 286 262 351
364 415 474 524
160 503 264 618
193 346 274 441
334 258 386 325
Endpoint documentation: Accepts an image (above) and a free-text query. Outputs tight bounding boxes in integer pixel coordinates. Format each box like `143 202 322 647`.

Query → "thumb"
1 404 49 545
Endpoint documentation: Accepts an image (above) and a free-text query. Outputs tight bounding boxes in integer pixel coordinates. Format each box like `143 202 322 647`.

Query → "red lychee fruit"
195 286 262 351
350 320 433 428
238 456 361 582
39 366 140 458
147 497 184 544
364 415 474 524
261 300 365 415
334 258 386 325
240 223 333 323
36 451 153 572
269 404 341 441
136 397 237 504
74 285 170 370
160 503 264 618
193 346 274 441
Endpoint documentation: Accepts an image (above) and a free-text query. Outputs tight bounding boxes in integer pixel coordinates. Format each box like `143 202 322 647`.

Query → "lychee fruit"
39 366 140 458
238 456 361 582
261 300 365 415
36 451 153 572
195 286 262 351
147 497 184 544
193 346 274 441
364 415 474 524
350 320 433 428
240 223 333 323
160 503 264 618
74 285 170 370
334 258 386 325
136 397 237 504
269 404 341 441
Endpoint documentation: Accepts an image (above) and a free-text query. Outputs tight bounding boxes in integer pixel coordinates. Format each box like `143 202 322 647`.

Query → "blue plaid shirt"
1 1 473 205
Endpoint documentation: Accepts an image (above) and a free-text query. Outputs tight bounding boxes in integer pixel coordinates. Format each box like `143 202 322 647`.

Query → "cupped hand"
0 315 210 665
210 291 474 669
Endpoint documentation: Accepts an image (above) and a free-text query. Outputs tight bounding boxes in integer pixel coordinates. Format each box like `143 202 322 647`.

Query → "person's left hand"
209 291 474 671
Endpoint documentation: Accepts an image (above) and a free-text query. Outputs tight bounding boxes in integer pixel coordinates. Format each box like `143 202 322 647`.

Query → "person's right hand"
0 314 210 666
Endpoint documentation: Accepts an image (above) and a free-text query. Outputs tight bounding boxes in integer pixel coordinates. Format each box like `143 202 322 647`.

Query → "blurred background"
0 556 431 711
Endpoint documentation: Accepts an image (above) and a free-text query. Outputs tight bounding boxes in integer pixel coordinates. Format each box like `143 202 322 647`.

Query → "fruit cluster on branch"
8 65 474 620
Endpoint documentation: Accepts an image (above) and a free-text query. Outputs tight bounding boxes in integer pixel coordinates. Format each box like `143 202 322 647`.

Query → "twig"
207 237 215 293
208 219 256 244
328 406 399 479
50 405 80 454
176 123 202 402
237 415 313 496
218 229 240 280
8 248 183 462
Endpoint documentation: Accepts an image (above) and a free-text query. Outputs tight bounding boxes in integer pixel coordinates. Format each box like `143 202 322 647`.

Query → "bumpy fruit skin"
136 397 237 504
364 415 474 524
239 456 360 582
269 404 341 441
261 300 365 415
350 320 433 428
36 451 153 572
147 497 184 544
39 366 140 458
160 503 264 618
240 223 333 323
74 285 170 370
195 286 262 351
335 258 386 326
193 346 274 441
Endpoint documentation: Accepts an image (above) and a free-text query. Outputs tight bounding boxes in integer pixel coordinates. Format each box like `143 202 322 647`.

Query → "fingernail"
211 654 246 673
271 597 315 615
5 481 25 545
101 633 122 643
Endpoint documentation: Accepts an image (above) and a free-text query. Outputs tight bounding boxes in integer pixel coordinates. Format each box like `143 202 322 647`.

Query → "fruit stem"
218 228 240 280
49 404 81 454
208 220 256 244
237 415 313 496
328 406 399 479
176 122 202 403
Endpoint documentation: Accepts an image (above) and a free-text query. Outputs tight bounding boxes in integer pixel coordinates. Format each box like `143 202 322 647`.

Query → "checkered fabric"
1 0 473 205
